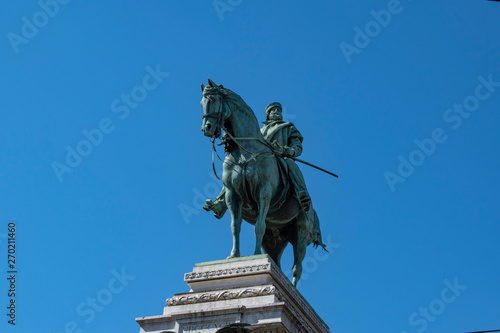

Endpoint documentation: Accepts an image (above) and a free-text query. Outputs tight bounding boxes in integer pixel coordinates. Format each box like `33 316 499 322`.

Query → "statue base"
136 254 330 333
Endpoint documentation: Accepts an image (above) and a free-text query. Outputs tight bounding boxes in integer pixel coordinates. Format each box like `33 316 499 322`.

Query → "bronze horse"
200 79 324 286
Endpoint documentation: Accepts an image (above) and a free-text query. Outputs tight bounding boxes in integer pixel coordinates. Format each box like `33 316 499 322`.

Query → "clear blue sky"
1 1 499 332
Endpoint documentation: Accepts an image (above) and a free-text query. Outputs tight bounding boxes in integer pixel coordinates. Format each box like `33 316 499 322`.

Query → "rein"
222 129 275 159
209 133 275 181
211 137 223 180
205 94 275 181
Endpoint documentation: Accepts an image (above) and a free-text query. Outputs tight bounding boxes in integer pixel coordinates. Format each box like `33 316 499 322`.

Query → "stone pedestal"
136 254 330 333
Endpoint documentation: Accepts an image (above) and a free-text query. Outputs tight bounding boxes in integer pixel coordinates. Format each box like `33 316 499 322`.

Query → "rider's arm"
285 136 303 157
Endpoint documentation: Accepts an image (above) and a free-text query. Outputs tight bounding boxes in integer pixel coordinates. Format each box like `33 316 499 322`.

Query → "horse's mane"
203 85 260 126
203 84 262 154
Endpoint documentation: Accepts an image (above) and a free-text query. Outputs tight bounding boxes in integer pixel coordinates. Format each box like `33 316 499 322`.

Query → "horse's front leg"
254 184 272 255
226 189 242 259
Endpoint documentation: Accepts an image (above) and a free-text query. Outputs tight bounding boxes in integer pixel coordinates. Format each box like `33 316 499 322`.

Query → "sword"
271 141 339 178
285 155 339 178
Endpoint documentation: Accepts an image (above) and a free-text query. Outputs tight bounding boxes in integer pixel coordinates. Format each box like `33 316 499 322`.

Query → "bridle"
202 89 275 180
202 94 226 141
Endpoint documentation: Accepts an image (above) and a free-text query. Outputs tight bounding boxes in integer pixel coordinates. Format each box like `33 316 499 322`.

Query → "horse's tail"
293 207 321 249
313 209 325 246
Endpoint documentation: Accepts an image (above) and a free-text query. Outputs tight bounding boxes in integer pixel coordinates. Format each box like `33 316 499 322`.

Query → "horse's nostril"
206 123 211 130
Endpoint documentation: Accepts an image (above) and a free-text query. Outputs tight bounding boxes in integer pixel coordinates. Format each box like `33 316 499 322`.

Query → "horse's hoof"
227 251 240 259
202 199 214 212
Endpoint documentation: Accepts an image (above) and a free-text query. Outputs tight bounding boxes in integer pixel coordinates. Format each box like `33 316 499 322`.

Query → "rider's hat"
265 102 282 116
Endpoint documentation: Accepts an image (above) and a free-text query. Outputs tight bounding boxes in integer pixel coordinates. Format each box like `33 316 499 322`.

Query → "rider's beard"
269 113 283 121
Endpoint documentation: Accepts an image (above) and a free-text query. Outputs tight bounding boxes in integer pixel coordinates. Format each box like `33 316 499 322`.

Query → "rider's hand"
272 141 285 155
284 146 296 157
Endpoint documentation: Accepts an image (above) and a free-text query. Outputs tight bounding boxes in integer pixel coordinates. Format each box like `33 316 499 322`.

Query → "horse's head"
200 78 231 138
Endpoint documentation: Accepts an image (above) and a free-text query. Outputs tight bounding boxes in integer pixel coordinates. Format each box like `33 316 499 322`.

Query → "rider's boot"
297 190 311 211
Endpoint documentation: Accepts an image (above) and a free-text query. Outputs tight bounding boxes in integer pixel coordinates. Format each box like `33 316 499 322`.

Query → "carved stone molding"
282 300 314 333
184 264 271 281
166 286 276 306
268 264 329 333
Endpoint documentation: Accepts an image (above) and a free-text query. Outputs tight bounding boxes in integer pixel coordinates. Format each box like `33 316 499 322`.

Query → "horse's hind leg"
291 222 307 287
226 190 242 259
262 227 289 269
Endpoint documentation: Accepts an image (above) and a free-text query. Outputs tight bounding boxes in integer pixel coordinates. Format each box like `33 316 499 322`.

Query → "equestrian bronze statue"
200 78 331 286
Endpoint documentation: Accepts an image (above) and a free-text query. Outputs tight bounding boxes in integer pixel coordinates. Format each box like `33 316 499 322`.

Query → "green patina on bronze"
200 78 330 287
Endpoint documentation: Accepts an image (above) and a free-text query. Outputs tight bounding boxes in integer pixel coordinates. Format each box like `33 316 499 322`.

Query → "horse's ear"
208 78 216 87
201 83 205 92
